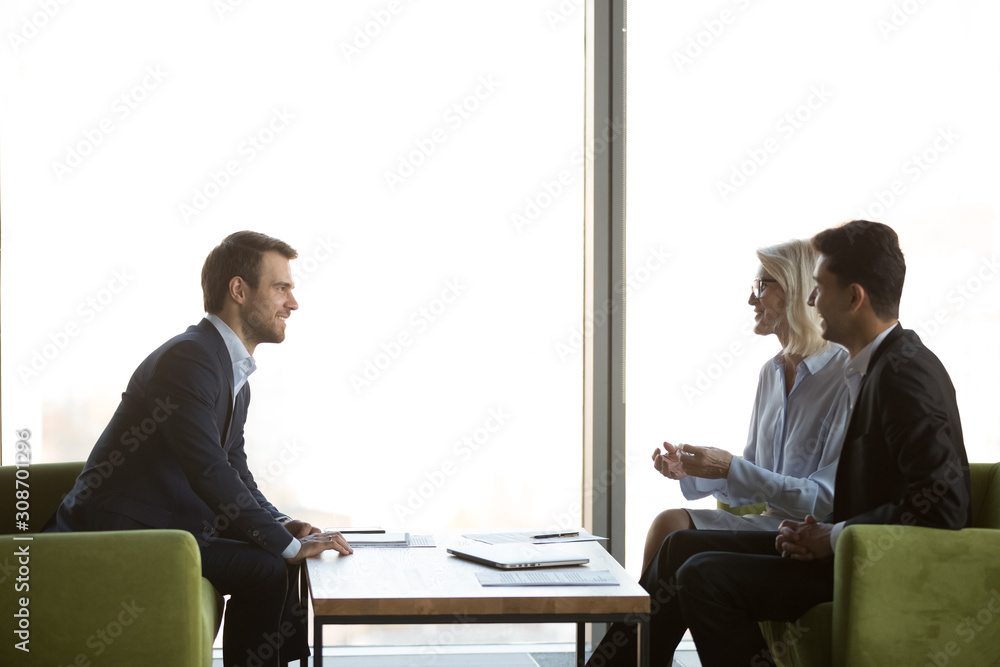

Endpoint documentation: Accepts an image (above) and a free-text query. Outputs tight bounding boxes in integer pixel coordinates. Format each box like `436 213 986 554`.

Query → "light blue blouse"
679 344 851 523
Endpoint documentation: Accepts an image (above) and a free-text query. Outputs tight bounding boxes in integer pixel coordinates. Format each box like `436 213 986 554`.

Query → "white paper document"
476 569 619 587
345 533 436 548
463 529 607 545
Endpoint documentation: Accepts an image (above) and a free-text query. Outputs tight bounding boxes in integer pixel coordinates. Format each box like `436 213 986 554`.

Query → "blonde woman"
642 238 851 570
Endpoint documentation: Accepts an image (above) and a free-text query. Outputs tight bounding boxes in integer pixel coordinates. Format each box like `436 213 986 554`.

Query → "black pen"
533 531 580 539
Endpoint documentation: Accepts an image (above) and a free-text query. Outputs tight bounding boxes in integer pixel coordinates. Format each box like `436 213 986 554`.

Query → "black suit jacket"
831 324 971 529
55 319 294 557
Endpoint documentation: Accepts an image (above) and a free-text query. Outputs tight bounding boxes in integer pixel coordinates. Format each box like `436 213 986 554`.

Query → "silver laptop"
447 543 589 569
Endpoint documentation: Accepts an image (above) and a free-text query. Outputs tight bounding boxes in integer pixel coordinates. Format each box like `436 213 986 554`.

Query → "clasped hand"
775 515 833 560
282 519 354 564
652 441 733 480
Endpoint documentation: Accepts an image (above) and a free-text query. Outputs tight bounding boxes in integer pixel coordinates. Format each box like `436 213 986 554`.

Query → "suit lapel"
847 324 903 420
832 324 904 520
217 346 236 447
196 319 237 449
229 385 250 450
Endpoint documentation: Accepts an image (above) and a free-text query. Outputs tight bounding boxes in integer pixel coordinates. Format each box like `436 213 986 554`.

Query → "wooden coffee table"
306 537 650 666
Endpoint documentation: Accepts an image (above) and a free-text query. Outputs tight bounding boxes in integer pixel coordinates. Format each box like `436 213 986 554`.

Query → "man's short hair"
201 231 298 314
811 220 905 320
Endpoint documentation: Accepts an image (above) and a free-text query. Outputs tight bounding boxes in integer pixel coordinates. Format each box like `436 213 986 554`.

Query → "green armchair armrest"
1 530 223 667
761 524 1000 667
831 524 1000 667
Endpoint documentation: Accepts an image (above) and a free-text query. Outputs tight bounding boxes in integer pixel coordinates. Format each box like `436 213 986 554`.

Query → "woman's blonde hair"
756 239 827 358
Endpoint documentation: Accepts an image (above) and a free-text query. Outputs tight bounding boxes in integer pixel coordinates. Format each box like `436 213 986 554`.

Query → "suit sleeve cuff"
281 537 301 559
829 521 847 550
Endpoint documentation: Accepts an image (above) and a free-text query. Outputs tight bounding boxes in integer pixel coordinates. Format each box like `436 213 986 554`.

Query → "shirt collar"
800 344 843 375
771 343 842 376
845 323 897 381
206 313 257 386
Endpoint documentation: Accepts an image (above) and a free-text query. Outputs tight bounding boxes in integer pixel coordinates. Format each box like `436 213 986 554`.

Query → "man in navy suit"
54 231 352 667
586 220 970 667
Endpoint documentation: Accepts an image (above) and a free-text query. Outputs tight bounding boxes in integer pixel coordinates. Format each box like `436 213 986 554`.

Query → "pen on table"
532 531 580 539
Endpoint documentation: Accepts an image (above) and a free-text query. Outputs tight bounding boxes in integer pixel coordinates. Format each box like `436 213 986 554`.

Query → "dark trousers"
586 530 833 667
201 538 310 667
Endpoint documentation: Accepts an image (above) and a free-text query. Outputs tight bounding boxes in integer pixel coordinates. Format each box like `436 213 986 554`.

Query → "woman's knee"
649 509 692 540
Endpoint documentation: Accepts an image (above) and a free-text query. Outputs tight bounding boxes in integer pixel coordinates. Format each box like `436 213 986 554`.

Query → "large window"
624 0 1000 576
1 0 585 648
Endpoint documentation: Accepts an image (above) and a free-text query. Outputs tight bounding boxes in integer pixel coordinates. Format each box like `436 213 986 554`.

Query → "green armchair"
0 462 223 667
740 461 1000 666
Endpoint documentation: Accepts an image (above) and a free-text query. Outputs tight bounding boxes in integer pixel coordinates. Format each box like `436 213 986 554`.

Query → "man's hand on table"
775 515 833 560
285 529 354 564
283 519 322 538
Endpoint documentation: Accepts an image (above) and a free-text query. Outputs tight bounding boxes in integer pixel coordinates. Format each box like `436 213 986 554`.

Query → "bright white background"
625 0 1000 577
1 0 584 648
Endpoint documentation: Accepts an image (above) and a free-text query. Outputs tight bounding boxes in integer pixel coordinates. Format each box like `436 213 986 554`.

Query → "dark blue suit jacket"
831 323 971 529
55 319 294 557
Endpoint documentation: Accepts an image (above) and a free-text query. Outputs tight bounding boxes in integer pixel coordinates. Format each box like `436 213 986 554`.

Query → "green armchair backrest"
970 461 1000 529
1 461 223 667
0 460 84 533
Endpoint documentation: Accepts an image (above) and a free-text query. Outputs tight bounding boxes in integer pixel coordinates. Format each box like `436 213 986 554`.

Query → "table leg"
313 619 323 667
638 618 649 667
577 622 586 667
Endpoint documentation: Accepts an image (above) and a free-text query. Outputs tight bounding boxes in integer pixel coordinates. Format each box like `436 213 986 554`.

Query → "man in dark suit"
585 220 970 667
52 231 352 667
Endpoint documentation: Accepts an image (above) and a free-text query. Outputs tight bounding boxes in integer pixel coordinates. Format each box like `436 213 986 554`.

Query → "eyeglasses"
751 278 778 299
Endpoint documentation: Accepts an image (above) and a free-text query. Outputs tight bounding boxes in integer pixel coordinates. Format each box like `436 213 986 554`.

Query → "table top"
306 535 650 618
